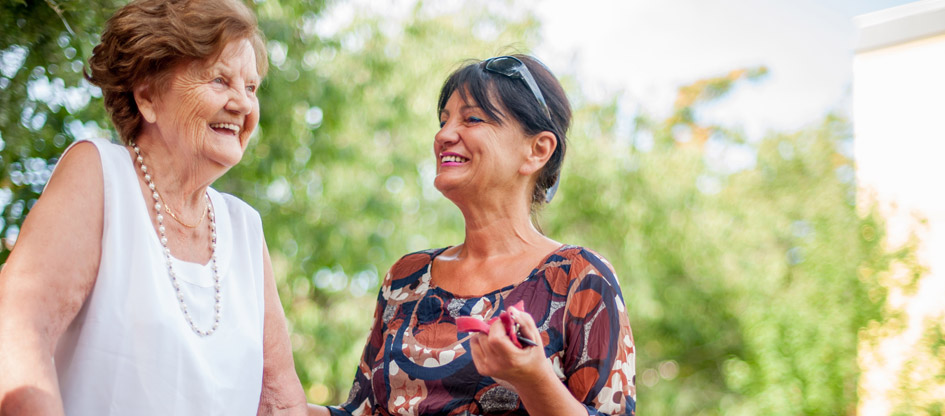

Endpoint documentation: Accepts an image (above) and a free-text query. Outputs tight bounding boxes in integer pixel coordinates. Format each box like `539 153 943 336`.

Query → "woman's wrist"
513 358 557 391
512 360 578 413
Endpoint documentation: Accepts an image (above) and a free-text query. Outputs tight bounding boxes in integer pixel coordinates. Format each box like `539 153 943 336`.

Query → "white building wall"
854 1 945 413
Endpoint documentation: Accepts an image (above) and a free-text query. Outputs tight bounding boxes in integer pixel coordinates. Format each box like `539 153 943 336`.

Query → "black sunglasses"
482 56 560 203
482 56 553 123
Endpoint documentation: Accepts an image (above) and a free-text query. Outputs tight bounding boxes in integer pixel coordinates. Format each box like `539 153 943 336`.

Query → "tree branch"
43 0 75 37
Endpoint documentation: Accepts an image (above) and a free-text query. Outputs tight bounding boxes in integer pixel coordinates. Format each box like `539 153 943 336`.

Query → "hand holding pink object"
456 300 537 348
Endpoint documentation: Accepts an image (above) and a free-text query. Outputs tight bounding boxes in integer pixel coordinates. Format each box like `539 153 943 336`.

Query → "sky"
533 0 918 140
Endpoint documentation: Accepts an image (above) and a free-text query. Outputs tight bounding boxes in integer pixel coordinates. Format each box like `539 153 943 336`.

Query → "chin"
204 136 248 168
219 150 246 168
206 145 246 169
433 176 451 194
433 179 465 202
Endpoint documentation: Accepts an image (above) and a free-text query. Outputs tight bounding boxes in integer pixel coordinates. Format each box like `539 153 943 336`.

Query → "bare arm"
0 142 104 415
256 240 309 415
306 404 330 416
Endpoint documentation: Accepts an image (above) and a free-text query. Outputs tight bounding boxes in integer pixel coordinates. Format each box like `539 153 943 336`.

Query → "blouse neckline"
426 244 568 300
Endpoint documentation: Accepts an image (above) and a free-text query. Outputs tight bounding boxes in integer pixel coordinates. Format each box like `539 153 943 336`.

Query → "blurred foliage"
547 68 903 414
886 314 945 415
0 0 935 414
0 0 117 258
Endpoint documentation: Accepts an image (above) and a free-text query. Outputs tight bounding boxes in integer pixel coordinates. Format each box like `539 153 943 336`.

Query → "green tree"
549 70 901 414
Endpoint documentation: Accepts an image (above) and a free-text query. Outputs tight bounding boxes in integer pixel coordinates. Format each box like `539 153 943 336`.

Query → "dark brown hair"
437 54 572 207
85 0 268 144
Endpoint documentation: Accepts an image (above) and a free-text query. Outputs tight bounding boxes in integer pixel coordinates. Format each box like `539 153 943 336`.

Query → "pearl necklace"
133 144 222 337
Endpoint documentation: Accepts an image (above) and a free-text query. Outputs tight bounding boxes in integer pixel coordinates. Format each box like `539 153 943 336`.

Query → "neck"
133 131 218 212
455 196 549 260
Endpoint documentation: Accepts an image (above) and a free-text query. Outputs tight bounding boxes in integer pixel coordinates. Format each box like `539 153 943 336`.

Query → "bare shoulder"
0 140 106 338
46 140 105 193
12 139 106 254
19 140 106 245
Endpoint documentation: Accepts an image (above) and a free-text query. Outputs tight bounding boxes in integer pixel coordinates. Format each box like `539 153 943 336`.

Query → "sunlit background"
536 0 910 136
1 0 942 414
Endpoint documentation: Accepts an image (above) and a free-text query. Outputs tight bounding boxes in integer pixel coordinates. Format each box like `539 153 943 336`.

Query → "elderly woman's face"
147 38 260 168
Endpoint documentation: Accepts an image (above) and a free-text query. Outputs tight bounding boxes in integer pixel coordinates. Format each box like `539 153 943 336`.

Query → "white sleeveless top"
53 138 265 415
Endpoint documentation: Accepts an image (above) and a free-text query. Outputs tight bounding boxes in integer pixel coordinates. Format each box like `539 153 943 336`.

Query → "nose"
225 84 254 115
434 120 459 151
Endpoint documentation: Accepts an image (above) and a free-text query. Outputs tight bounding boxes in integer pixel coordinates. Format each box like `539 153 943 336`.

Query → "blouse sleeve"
328 269 392 416
561 248 637 416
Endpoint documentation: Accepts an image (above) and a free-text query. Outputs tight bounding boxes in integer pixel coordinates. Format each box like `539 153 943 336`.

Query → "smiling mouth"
209 122 241 136
440 154 469 164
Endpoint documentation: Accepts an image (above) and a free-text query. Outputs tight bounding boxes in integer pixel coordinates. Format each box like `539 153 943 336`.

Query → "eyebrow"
210 62 260 83
439 104 482 118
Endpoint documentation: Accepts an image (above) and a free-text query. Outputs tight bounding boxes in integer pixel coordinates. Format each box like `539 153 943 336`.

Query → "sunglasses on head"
482 56 553 123
481 55 560 203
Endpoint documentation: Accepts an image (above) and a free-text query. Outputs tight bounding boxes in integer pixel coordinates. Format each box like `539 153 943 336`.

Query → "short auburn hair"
86 0 268 144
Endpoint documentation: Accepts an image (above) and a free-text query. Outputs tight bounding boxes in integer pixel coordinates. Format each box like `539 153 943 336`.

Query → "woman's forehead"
195 39 260 79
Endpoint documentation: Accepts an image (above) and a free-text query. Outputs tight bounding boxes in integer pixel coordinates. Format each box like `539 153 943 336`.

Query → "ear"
133 82 158 124
519 131 557 176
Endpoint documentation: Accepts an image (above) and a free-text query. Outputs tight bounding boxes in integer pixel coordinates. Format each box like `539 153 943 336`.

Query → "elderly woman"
309 55 636 415
0 0 308 414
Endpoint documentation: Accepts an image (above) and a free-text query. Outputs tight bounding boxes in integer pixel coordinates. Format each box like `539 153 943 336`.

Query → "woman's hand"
467 306 547 387
468 306 589 415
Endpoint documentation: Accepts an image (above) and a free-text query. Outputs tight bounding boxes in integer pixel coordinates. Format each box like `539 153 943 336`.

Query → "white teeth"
209 123 240 134
441 155 468 163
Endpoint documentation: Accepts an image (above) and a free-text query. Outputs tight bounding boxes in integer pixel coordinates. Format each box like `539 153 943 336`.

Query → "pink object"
456 300 526 348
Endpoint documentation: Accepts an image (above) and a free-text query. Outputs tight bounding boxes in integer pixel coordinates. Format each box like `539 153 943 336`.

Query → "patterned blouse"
329 245 636 416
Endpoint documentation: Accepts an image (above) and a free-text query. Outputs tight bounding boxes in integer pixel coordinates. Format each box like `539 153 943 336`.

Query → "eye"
245 84 257 94
466 116 484 124
212 77 226 85
439 120 446 128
